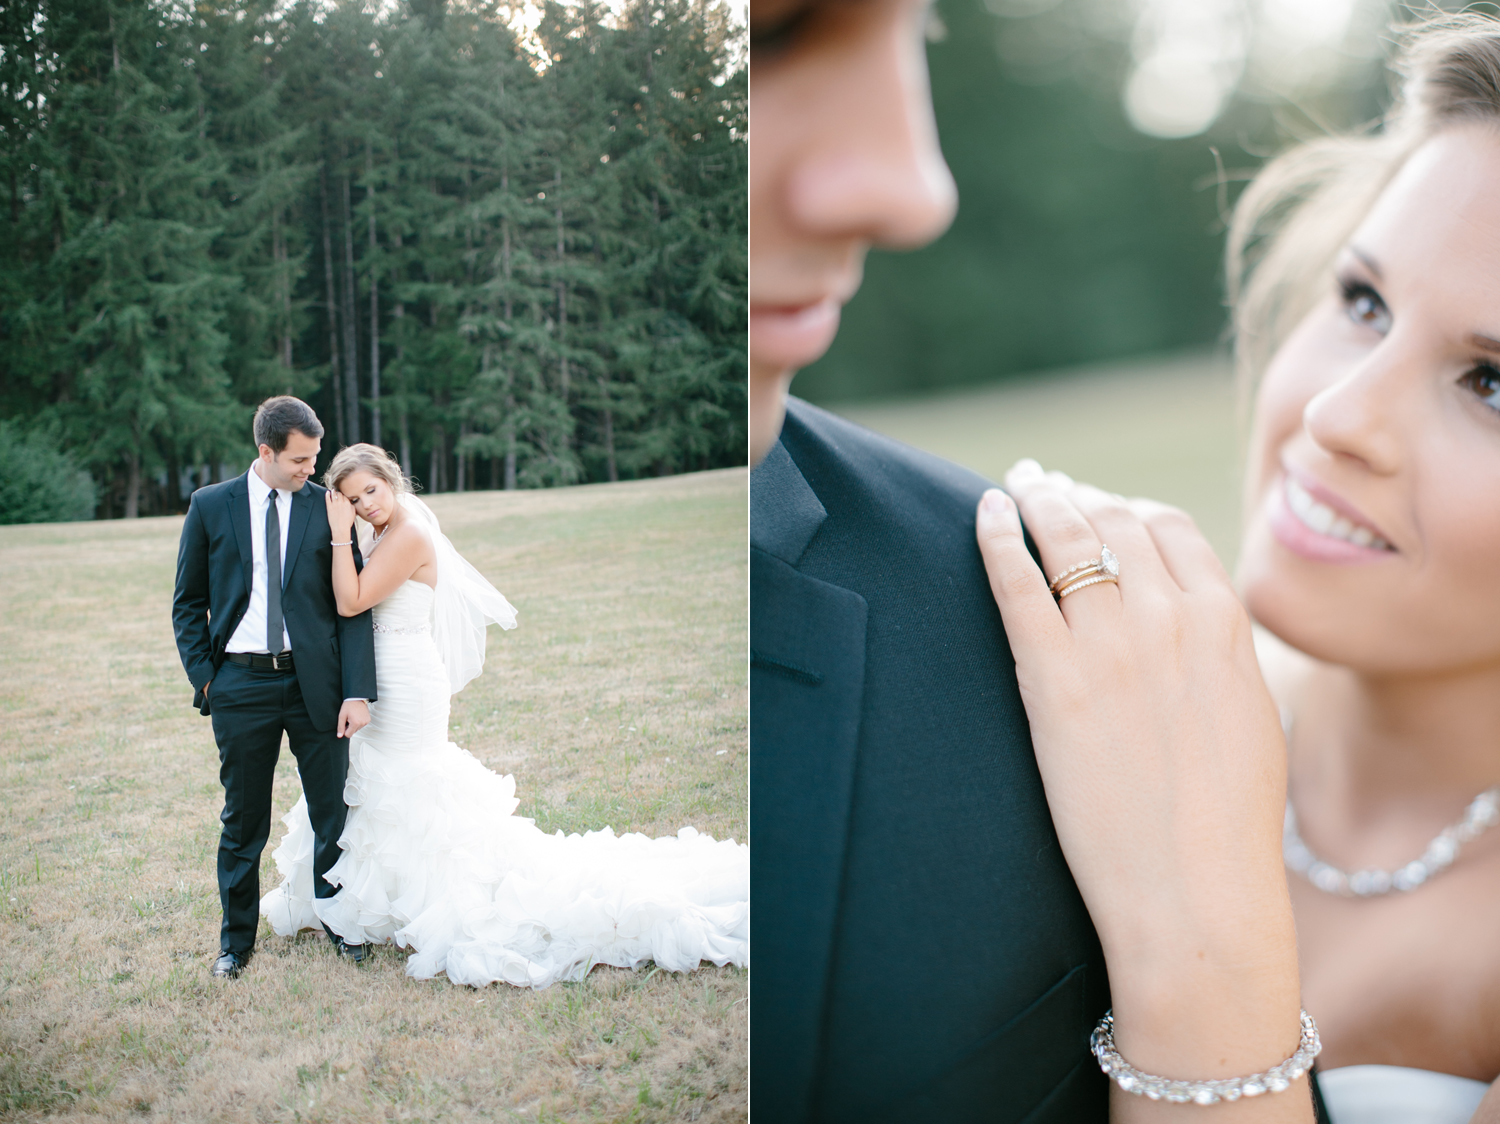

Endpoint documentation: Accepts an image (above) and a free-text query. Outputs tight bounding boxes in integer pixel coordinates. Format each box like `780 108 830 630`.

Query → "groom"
172 396 377 979
750 0 1110 1118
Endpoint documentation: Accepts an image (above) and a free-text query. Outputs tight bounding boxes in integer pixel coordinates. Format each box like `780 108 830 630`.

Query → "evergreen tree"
0 0 746 518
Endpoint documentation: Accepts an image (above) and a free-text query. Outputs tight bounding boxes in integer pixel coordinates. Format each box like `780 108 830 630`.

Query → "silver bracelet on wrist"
1092 1008 1321 1105
330 540 353 547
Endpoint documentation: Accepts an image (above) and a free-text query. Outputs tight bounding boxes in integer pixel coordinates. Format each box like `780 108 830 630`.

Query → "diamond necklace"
1283 787 1500 897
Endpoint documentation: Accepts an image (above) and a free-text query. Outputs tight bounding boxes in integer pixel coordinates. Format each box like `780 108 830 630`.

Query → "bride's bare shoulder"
387 516 435 553
1252 625 1316 711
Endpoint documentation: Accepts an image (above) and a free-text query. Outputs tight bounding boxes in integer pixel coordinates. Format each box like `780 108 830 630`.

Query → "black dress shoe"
329 933 368 963
211 951 251 979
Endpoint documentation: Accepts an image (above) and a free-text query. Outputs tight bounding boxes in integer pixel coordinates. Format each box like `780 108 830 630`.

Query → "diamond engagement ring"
1050 545 1120 600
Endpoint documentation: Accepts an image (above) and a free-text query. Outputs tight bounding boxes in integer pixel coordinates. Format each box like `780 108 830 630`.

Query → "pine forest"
0 0 747 520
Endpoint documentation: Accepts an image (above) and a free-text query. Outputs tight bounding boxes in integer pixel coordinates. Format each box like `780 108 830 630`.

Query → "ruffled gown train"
259 579 748 989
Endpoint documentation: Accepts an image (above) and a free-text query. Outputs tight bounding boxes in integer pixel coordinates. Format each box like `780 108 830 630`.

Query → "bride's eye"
752 0 822 57
1460 364 1500 411
1339 277 1391 334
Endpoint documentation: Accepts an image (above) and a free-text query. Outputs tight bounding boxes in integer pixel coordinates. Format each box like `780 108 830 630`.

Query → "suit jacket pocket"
869 965 1101 1124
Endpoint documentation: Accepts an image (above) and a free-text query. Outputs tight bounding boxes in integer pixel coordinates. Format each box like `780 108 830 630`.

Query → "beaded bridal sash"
373 621 430 635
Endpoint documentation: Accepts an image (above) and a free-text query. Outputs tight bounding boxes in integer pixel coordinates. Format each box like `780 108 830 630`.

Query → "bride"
975 13 1500 1122
258 443 748 989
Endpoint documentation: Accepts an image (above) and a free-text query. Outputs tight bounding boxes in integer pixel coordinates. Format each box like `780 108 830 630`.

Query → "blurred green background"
798 0 1448 563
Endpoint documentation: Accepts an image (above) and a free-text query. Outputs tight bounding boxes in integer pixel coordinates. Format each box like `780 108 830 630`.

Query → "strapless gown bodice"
259 580 748 988
1319 1064 1488 1123
371 578 435 633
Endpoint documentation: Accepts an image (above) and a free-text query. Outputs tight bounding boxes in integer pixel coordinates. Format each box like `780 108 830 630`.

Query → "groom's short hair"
254 396 325 454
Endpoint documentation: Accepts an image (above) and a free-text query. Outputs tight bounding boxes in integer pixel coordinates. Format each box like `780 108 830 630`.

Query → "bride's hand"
975 460 1308 1112
326 490 355 539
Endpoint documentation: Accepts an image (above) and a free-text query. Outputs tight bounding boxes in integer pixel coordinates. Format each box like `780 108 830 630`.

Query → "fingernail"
1010 458 1043 480
981 489 1013 515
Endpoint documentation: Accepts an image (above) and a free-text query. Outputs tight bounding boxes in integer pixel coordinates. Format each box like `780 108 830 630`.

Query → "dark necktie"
266 491 283 654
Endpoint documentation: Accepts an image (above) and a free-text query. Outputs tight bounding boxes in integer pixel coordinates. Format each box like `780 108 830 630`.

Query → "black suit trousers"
210 660 349 955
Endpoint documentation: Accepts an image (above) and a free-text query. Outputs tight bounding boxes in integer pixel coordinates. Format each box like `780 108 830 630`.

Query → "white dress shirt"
226 462 293 654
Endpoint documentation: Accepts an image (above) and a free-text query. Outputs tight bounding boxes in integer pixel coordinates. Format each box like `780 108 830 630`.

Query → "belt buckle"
271 651 288 671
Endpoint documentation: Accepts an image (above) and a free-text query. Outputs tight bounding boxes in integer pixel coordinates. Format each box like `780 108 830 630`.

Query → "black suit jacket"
751 399 1110 1122
172 471 377 731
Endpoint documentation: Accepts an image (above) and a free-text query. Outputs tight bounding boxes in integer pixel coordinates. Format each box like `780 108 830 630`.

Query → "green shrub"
0 423 97 524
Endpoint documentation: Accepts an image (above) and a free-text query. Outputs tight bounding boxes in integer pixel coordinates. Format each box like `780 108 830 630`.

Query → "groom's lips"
750 299 841 370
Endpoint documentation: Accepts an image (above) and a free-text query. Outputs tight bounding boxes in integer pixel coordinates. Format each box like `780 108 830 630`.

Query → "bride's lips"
750 299 842 371
1267 468 1396 565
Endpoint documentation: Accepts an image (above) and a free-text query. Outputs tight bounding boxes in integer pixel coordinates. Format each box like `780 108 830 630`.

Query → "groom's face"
257 431 321 492
748 0 957 462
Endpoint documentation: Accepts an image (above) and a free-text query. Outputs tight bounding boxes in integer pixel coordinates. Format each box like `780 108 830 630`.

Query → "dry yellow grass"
0 468 748 1124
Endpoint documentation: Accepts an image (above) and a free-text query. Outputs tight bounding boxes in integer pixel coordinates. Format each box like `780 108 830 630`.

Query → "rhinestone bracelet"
1092 1009 1321 1105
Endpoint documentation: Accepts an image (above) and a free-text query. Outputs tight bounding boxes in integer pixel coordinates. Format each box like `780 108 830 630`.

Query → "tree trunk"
341 168 361 444
320 164 346 446
273 206 293 383
395 300 411 476
430 425 447 492
504 398 517 492
124 451 140 519
366 143 381 448
501 165 516 493
601 381 618 483
455 421 469 492
555 165 568 399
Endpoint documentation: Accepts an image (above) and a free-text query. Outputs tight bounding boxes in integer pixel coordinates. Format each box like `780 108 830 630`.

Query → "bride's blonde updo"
323 443 414 498
1229 12 1500 385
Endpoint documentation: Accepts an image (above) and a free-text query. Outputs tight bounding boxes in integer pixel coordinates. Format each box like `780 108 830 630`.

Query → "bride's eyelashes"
750 4 814 56
1459 363 1500 412
1337 274 1392 334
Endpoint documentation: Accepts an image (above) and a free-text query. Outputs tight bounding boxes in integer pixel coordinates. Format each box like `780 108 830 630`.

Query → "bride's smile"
1271 470 1395 561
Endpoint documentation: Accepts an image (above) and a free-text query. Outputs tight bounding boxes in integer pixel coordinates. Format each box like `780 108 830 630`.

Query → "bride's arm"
326 492 434 616
976 463 1312 1123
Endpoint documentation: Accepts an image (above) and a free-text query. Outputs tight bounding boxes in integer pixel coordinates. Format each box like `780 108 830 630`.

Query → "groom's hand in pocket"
337 699 370 739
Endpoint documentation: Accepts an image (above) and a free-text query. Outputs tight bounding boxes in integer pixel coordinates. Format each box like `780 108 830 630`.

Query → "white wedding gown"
259 576 748 988
1319 1065 1488 1123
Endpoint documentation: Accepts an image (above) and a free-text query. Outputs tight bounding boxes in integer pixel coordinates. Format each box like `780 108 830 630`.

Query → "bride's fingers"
1127 498 1231 593
1003 462 1118 613
1066 484 1176 595
975 490 1070 659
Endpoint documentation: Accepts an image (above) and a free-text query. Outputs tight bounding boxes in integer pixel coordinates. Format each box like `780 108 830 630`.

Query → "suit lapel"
280 486 314 586
228 472 253 588
750 443 865 1123
750 440 826 566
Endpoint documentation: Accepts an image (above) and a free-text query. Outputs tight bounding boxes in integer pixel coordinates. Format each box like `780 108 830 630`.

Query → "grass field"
0 468 748 1124
830 350 1248 565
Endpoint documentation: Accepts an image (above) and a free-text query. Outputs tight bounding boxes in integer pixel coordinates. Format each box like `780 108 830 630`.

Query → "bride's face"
340 470 396 529
1239 124 1500 674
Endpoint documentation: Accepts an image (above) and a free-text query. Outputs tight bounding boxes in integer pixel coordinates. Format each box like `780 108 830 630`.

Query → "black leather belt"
225 651 295 671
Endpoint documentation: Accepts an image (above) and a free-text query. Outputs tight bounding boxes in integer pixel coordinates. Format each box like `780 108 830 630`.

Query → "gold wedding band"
1049 544 1120 600
1056 573 1117 599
